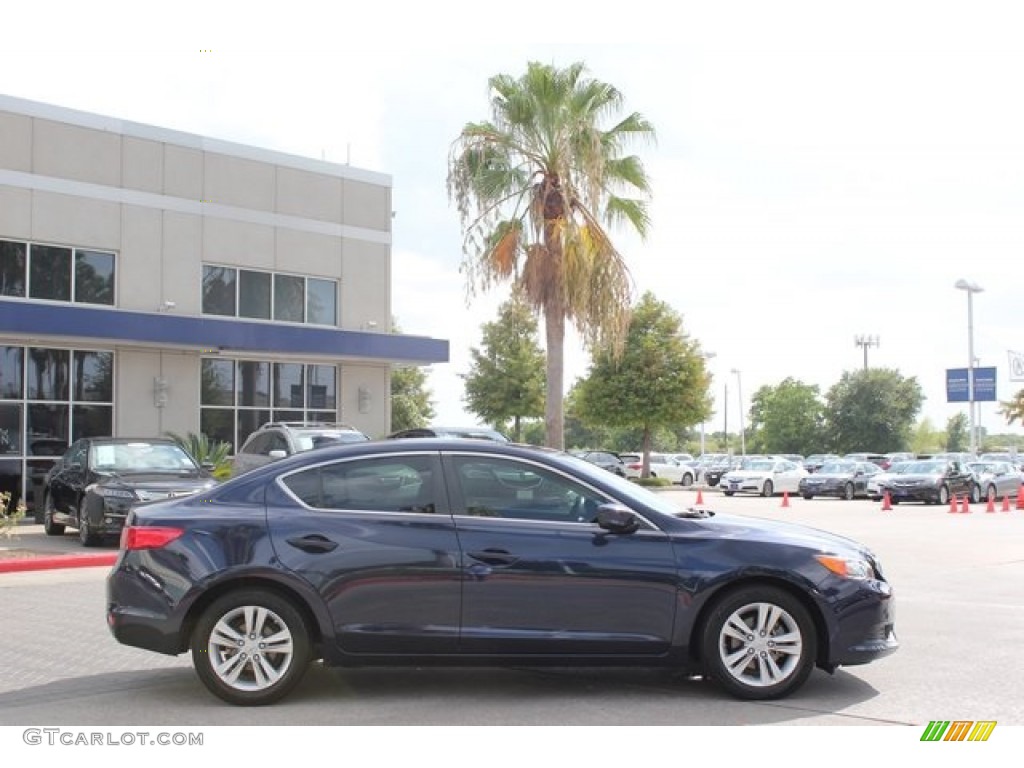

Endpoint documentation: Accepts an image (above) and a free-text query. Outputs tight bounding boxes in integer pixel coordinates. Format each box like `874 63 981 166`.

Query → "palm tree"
448 61 655 448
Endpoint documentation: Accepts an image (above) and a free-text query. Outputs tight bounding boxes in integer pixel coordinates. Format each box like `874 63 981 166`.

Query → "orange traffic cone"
948 494 959 514
960 495 971 514
1017 485 1024 510
881 491 892 511
1002 495 1011 512
986 494 996 513
696 488 704 505
781 491 790 508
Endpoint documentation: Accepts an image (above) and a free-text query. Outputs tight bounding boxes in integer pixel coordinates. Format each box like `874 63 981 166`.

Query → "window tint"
239 270 272 319
283 455 438 514
0 240 26 297
306 278 337 326
273 274 305 322
450 455 605 524
74 250 115 305
202 266 237 316
29 244 71 301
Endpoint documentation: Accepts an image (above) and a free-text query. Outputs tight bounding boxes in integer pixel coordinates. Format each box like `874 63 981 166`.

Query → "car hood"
803 472 854 480
723 470 770 480
888 472 943 482
94 473 215 493
694 513 872 559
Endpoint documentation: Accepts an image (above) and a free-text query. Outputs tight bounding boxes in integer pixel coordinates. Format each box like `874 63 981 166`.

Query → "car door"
267 451 462 655
49 440 88 515
443 452 679 656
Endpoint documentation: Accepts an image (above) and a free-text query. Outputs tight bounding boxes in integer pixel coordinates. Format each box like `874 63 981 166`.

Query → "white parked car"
619 452 697 485
721 458 809 497
867 461 913 501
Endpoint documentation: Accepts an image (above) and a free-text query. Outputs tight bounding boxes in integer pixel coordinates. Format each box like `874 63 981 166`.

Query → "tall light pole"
854 334 880 370
955 279 983 456
731 368 745 456
700 351 717 456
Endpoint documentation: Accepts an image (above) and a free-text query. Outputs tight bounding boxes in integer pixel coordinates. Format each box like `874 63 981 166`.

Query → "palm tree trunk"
544 308 565 449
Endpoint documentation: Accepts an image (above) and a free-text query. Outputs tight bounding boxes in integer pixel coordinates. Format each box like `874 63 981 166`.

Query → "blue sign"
946 367 997 402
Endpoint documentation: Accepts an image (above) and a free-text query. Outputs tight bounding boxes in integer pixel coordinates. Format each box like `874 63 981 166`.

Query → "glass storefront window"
273 363 304 408
27 349 70 401
73 351 114 402
201 359 235 406
0 347 23 398
29 244 72 301
237 361 270 407
27 404 70 452
238 409 271 447
75 250 115 305
72 405 113 441
239 270 272 319
200 409 235 452
307 365 336 410
0 404 22 455
0 240 26 297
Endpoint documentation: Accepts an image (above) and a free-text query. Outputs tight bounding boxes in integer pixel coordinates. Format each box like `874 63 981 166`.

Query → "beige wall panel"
276 166 343 223
32 119 121 186
164 145 203 200
158 352 202 435
204 152 275 212
122 136 163 194
31 191 121 250
343 180 391 231
275 228 342 278
341 239 389 330
202 216 275 270
119 206 163 311
162 211 203 313
340 363 390 438
0 111 32 172
116 350 201 437
0 186 32 239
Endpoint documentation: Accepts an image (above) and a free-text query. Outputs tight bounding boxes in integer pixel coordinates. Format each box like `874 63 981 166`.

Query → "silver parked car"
232 422 370 475
967 461 1023 503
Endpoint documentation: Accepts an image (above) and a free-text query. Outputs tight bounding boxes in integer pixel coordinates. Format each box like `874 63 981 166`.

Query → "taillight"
120 526 184 550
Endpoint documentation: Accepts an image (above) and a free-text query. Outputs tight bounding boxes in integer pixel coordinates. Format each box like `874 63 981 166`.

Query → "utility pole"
854 335 880 370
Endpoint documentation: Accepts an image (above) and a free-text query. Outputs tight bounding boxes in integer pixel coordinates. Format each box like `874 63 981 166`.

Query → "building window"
200 358 340 450
0 239 115 306
201 263 337 327
0 240 26 297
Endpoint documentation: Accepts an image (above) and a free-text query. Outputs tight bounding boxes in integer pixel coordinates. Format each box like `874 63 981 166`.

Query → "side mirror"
595 503 640 534
268 450 288 459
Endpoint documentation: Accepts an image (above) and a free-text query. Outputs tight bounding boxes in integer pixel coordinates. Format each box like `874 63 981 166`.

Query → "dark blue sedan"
107 439 898 706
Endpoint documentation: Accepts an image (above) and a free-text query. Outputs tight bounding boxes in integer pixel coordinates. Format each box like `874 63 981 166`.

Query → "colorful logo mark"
921 721 997 742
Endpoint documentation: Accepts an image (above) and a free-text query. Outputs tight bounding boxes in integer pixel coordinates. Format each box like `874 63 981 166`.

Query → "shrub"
165 431 233 480
0 491 26 540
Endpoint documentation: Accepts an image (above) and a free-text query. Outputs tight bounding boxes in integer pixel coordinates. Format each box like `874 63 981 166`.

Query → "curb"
0 552 117 574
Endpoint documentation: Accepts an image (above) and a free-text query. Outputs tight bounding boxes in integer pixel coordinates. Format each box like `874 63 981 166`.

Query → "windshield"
90 442 199 473
742 459 775 471
819 461 856 474
905 460 945 474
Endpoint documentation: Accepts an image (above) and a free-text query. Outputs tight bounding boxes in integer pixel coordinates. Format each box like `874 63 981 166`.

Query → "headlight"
815 554 875 580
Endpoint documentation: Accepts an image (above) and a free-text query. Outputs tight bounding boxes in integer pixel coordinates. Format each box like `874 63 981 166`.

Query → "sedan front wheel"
702 586 817 700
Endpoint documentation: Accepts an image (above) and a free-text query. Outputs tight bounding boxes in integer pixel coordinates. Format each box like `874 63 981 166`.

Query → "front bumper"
826 578 899 667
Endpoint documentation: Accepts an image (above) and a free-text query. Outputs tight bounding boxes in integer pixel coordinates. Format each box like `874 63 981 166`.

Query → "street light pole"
731 368 745 456
955 279 983 456
854 334 880 370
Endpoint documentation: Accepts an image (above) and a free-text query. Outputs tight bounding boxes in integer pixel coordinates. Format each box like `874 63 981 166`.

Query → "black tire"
42 494 65 536
723 490 735 497
843 483 854 501
802 494 813 500
969 484 981 505
78 504 101 547
681 472 694 487
701 585 817 700
986 484 997 503
191 589 312 706
938 485 950 506
761 480 774 498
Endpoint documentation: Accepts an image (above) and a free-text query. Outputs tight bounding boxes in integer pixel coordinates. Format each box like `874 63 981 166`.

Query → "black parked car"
571 450 628 477
880 459 980 505
798 460 880 500
42 437 217 546
107 439 897 706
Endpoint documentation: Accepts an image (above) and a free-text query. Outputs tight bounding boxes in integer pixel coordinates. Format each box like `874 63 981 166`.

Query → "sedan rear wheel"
761 480 774 498
970 484 981 505
986 484 998 503
843 482 854 501
681 472 694 487
938 485 950 506
191 589 311 706
702 586 817 700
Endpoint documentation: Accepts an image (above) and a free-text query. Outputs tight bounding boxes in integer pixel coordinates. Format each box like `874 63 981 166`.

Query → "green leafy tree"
946 412 969 451
747 378 825 455
573 292 711 476
461 293 546 441
448 61 655 449
910 418 945 455
999 389 1024 426
391 365 435 433
823 369 924 453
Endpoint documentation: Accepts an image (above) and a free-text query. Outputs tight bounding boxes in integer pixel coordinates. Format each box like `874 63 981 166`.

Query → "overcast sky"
5 1 1024 439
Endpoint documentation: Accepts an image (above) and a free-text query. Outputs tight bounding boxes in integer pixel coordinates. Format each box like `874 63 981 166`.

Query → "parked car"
798 460 881 500
879 459 979 505
617 452 643 479
879 452 916 470
42 437 217 546
803 454 840 474
107 438 898 706
978 452 1022 471
572 450 628 477
387 426 510 442
623 452 697 485
843 453 888 467
704 455 741 487
967 461 1023 503
720 458 808 497
233 422 370 475
867 461 914 501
